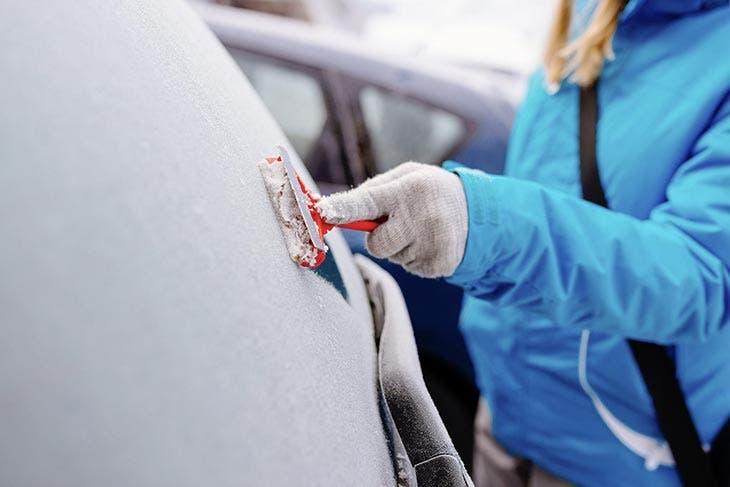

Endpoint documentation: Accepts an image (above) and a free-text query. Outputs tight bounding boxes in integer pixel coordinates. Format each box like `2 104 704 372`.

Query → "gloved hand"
316 162 468 278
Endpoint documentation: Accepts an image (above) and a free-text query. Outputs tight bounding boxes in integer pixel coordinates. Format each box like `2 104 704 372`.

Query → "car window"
234 51 325 156
315 238 348 301
359 86 466 172
230 50 351 187
3 2 395 484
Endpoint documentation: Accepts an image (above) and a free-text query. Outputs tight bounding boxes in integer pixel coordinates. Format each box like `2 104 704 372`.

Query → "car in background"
0 1 471 485
196 1 518 466
196 2 516 192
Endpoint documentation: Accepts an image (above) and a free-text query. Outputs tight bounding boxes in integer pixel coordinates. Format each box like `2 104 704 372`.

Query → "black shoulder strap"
579 82 719 487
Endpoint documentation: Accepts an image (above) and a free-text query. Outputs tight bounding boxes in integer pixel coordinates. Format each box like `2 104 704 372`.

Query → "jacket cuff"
442 162 505 286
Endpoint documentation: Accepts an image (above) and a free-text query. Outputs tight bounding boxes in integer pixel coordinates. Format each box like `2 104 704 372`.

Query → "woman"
317 0 730 485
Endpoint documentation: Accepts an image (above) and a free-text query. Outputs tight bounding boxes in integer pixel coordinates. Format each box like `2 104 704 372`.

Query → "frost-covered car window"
360 86 466 172
0 1 396 485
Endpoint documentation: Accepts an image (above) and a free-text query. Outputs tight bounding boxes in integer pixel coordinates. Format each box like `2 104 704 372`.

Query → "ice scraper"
258 145 382 268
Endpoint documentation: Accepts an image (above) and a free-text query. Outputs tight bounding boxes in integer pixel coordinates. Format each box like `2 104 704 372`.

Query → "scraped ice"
258 158 326 266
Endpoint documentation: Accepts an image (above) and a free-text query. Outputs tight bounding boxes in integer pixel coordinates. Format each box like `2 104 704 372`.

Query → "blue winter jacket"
445 1 730 485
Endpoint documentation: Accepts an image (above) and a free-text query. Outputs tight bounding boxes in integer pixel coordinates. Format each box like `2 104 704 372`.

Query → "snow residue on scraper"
258 158 326 267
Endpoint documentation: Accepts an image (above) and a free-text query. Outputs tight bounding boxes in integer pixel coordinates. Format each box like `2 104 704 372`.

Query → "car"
196 2 519 465
197 2 517 192
0 1 471 485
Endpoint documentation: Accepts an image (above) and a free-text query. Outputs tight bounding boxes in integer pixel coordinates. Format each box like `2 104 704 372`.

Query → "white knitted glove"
316 162 468 278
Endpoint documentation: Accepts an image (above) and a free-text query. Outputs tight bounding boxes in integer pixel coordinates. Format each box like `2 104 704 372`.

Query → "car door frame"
320 69 371 186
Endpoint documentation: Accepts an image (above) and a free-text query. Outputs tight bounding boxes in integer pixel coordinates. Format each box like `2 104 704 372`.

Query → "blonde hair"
544 0 626 88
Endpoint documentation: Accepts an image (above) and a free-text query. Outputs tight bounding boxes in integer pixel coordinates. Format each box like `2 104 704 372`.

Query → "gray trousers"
473 400 573 487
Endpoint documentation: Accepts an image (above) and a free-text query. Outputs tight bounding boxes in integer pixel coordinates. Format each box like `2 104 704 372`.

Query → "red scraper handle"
294 172 386 234
336 219 384 232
